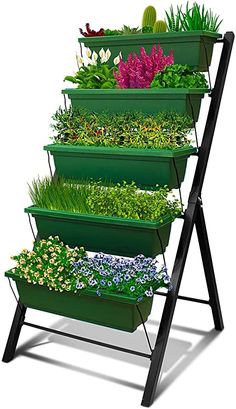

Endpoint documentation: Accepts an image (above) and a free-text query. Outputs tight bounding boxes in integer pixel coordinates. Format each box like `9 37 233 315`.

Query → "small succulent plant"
79 23 104 37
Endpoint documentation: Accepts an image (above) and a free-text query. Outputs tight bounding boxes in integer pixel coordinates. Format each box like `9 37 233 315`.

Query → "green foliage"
165 5 183 32
120 25 142 34
104 26 141 36
11 236 86 292
104 28 123 36
180 2 222 32
51 107 193 149
86 181 181 222
28 178 182 223
142 5 157 29
165 2 222 32
64 63 116 89
153 20 167 33
151 64 208 88
28 177 93 214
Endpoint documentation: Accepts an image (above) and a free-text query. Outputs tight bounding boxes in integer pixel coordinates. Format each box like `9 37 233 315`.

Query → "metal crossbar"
23 322 152 359
2 32 234 408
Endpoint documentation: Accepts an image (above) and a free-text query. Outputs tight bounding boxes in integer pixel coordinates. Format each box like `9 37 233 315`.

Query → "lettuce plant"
151 64 208 88
114 45 174 88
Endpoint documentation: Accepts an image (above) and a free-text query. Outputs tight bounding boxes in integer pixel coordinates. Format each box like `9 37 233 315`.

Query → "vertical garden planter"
78 31 221 71
5 271 153 332
25 206 174 257
62 88 209 122
44 144 197 189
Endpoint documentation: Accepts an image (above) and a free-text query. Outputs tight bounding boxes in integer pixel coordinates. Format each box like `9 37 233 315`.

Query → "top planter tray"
78 31 222 72
62 88 209 122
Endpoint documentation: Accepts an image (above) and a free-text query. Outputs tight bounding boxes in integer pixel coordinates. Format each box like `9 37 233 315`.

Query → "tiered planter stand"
2 31 234 408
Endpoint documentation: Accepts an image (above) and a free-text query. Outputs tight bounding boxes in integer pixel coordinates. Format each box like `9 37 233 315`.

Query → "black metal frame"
2 32 234 407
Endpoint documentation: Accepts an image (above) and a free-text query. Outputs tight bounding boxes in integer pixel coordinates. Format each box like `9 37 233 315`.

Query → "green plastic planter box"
44 144 197 189
78 31 221 71
62 88 209 122
25 206 174 258
5 271 153 332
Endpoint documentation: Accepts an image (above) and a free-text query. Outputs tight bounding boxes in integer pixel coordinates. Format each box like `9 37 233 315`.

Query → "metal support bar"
195 204 224 330
154 291 210 305
23 321 151 359
141 32 234 407
2 302 26 363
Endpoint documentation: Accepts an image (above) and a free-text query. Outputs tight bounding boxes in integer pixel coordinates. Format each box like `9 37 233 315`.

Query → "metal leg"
141 203 197 407
195 204 224 330
2 302 26 363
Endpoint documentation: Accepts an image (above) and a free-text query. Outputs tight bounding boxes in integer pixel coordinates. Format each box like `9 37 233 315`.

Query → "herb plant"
29 178 182 222
114 45 174 88
51 107 193 149
151 64 208 88
11 237 171 300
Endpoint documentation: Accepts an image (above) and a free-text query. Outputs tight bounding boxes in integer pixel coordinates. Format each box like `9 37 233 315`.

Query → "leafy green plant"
104 28 123 36
165 2 222 32
64 63 116 89
64 47 120 89
28 178 182 223
11 238 171 299
151 64 208 88
51 107 194 149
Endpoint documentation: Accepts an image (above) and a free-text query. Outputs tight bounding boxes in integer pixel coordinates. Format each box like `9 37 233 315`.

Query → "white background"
0 1 235 408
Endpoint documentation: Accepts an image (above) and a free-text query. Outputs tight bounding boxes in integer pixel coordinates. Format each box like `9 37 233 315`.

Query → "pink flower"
114 45 174 89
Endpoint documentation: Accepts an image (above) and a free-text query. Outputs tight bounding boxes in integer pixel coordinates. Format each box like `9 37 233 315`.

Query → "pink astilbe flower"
114 45 174 88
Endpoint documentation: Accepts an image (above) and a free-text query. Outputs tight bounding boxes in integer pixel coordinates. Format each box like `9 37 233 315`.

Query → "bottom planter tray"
6 271 153 332
25 206 174 258
44 144 197 189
